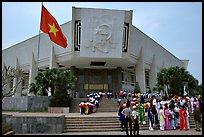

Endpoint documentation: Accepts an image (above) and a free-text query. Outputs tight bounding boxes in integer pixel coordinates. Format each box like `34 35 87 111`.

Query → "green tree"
197 83 202 95
29 68 77 107
155 66 199 96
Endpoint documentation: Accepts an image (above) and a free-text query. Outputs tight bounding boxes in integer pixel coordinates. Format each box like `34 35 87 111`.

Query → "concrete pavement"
15 128 202 135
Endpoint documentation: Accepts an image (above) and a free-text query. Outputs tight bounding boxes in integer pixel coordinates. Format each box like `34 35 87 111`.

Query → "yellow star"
48 23 59 37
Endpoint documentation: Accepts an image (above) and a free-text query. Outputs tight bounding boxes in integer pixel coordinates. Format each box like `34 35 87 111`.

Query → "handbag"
168 114 172 120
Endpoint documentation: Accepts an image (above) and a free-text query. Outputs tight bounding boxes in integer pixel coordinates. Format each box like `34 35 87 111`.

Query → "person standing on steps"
138 101 146 124
159 106 165 131
121 103 132 135
118 106 126 132
164 105 171 130
132 106 139 135
179 105 188 131
193 104 201 132
148 105 154 131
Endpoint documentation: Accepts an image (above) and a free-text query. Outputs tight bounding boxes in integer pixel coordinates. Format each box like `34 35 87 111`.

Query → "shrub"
49 90 73 107
2 123 12 134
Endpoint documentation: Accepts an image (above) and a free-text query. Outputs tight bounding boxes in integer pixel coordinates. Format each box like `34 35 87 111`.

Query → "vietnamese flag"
40 5 67 48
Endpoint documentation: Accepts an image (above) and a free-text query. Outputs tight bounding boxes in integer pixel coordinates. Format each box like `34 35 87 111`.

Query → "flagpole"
36 2 43 75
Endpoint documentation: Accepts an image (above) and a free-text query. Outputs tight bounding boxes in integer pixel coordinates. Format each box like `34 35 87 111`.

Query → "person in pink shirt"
164 106 171 130
193 98 199 109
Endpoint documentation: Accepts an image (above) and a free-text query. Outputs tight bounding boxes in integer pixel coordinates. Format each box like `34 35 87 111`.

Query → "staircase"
69 98 126 113
63 116 120 132
63 113 199 133
97 98 121 112
67 98 200 132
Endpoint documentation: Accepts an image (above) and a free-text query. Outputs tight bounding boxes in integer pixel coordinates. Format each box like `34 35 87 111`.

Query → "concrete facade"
2 114 65 133
2 96 52 111
2 7 188 97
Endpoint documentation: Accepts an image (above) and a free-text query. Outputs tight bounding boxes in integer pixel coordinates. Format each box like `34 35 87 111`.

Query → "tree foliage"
29 68 77 107
29 68 76 96
155 66 199 96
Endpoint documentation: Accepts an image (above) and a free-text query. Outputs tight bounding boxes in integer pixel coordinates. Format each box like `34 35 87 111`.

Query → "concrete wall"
2 96 52 111
2 115 65 133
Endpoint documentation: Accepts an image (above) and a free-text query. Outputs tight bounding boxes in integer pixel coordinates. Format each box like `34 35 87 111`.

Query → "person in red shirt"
131 99 136 107
179 105 188 131
79 101 85 114
122 102 127 109
120 91 124 99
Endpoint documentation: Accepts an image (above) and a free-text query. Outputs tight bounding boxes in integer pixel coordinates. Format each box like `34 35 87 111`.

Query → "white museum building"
2 7 189 98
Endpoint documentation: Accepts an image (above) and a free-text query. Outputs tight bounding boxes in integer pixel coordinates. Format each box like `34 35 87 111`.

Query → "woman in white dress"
159 106 165 131
156 99 161 121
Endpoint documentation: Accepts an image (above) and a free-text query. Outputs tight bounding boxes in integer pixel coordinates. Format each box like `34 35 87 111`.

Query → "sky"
2 2 202 84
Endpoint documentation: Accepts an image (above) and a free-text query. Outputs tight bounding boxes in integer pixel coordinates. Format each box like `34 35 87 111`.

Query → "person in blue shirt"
118 106 126 131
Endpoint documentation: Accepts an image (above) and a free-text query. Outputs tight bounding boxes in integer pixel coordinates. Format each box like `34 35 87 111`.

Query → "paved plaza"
15 129 202 135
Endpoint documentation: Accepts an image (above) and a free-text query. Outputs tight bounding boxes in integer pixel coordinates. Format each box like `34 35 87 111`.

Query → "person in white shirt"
159 106 165 131
132 106 139 135
174 103 180 128
121 104 132 135
190 96 194 114
186 106 190 130
156 99 161 121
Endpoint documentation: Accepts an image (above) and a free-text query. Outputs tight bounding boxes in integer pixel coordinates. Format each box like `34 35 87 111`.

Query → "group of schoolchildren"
78 91 113 115
117 92 202 135
119 90 162 100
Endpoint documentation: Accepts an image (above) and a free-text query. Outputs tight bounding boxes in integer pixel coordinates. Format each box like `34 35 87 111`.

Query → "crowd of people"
78 90 202 135
78 91 113 114
117 91 202 135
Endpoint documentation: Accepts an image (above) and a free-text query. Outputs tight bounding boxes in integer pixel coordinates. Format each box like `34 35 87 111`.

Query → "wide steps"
65 125 119 129
63 115 197 133
65 122 120 126
63 128 120 132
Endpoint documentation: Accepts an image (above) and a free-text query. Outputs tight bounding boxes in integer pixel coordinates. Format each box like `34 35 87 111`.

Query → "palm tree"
29 68 77 96
156 66 199 97
157 68 170 96
29 68 77 107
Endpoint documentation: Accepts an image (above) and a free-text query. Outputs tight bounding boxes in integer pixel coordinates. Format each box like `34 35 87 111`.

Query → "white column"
14 58 22 96
149 55 157 91
136 47 145 93
28 52 36 95
49 45 59 69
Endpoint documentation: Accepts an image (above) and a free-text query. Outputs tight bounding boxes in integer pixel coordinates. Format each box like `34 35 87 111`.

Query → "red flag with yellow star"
40 5 67 48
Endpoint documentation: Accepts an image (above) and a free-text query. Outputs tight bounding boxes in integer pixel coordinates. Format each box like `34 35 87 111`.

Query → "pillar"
149 55 157 91
49 45 59 69
13 58 22 96
135 47 145 93
28 52 36 96
113 67 122 97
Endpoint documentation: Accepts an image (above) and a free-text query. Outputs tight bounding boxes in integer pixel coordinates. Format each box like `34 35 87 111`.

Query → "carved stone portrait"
80 8 124 58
